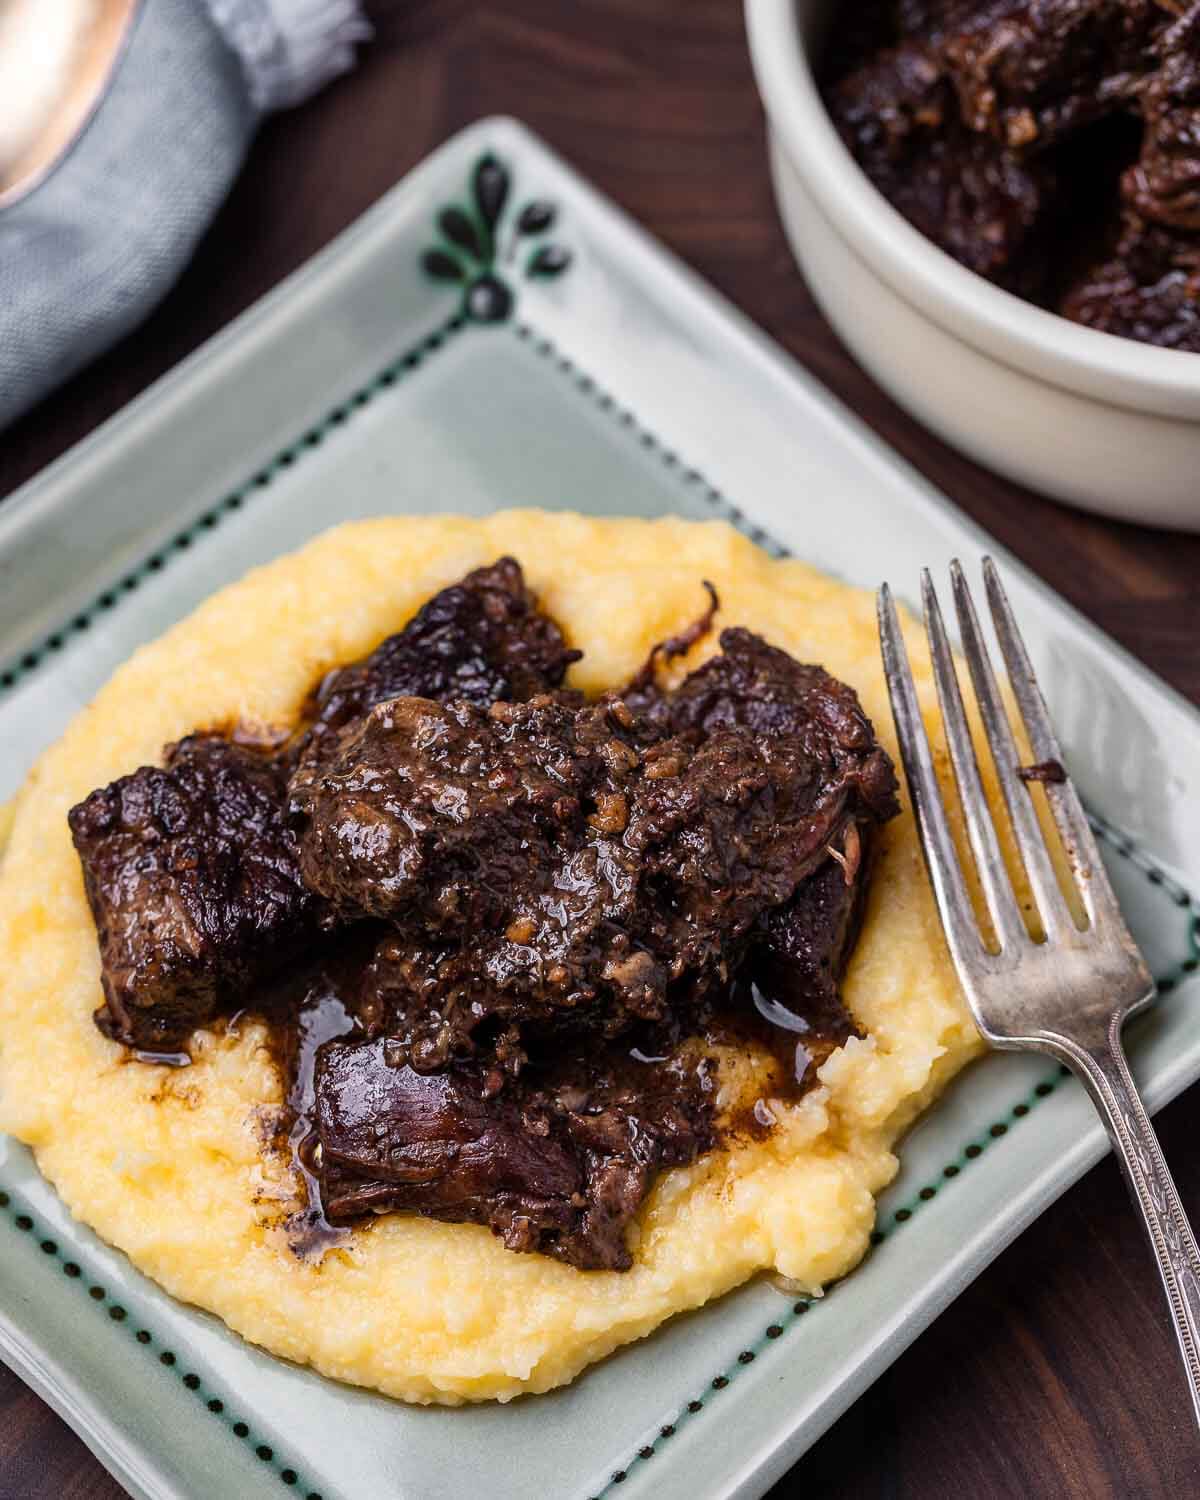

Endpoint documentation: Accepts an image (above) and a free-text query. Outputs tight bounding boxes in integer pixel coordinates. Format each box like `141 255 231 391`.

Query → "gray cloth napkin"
0 0 370 431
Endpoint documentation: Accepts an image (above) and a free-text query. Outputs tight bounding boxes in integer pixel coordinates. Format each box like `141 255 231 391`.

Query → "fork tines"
877 559 1120 972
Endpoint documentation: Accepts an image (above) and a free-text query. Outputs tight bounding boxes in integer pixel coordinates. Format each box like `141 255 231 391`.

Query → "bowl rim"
745 0 1200 419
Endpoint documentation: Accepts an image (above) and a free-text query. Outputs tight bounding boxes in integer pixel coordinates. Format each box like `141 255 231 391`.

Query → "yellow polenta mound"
0 512 982 1404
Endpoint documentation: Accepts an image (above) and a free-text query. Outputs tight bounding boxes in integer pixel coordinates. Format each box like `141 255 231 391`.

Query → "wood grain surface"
1 3 1198 1497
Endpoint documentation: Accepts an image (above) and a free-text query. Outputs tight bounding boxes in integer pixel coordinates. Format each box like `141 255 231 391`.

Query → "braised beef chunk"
631 628 898 1035
290 690 877 1060
1060 10 1200 347
301 557 579 765
825 1 1200 350
315 1042 580 1243
637 628 900 819
828 2 1162 159
1125 9 1200 232
745 857 872 1042
314 1037 712 1270
1061 215 1200 346
68 735 316 1051
825 38 1059 293
290 694 635 934
930 1 1160 148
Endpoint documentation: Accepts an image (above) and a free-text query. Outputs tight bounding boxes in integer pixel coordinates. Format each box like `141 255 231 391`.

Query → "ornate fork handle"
1049 1016 1200 1430
880 564 1200 1434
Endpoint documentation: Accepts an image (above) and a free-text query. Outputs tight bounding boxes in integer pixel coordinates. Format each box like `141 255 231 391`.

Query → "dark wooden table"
2 4 1199 1496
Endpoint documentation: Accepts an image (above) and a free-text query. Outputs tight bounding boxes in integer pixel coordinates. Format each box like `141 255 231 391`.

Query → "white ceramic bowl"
746 0 1200 531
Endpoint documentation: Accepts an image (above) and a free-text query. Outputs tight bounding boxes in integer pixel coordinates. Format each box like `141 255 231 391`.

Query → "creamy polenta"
0 512 982 1403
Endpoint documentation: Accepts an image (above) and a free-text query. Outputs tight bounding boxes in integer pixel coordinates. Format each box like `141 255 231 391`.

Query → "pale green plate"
0 118 1196 1500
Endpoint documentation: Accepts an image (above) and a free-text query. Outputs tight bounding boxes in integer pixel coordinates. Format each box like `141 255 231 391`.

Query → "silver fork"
878 557 1200 1432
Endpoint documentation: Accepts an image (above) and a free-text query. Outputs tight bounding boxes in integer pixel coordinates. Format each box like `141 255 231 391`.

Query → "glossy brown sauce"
244 942 851 1259
257 943 372 1259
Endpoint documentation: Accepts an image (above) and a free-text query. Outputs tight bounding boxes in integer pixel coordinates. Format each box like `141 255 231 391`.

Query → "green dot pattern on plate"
0 1190 318 1491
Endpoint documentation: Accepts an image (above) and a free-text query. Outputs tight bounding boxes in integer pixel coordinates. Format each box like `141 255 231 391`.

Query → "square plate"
0 118 1197 1500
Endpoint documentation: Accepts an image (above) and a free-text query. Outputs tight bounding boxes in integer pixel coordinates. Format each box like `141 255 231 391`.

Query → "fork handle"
1054 1015 1200 1432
